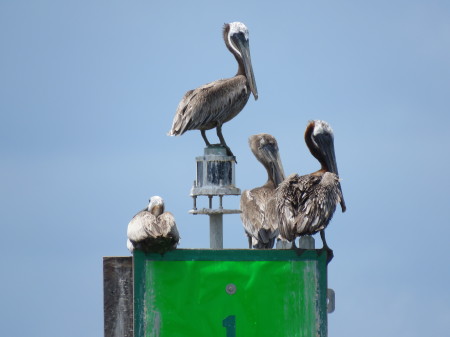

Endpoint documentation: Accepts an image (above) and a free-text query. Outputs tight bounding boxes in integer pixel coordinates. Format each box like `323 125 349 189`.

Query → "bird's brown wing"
277 173 342 238
168 76 249 135
156 212 180 244
276 174 321 240
127 211 157 243
296 173 342 234
241 187 278 246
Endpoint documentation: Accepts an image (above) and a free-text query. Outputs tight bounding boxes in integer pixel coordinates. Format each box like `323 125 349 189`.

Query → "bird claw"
224 146 237 163
206 144 237 163
324 245 334 263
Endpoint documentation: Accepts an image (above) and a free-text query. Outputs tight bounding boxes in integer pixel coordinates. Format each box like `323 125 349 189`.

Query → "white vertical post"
209 214 223 249
298 235 315 249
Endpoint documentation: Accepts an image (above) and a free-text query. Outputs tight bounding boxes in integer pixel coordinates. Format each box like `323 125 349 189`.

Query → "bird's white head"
307 120 339 176
312 120 334 138
228 22 249 40
224 21 258 100
147 196 165 216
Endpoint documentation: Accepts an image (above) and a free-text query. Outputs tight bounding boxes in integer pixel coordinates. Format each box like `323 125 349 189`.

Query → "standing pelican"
168 22 258 159
127 196 180 254
241 134 285 248
276 120 346 252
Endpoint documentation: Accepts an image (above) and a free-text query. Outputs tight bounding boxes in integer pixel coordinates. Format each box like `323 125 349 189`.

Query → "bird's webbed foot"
223 144 237 163
206 143 237 162
215 125 237 163
323 244 334 263
320 230 334 262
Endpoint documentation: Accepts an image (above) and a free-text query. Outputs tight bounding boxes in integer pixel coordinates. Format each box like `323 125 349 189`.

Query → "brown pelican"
276 120 346 253
127 196 180 254
241 134 285 248
168 22 258 159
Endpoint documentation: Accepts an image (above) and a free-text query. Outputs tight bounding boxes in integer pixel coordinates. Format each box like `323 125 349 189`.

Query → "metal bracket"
327 288 335 313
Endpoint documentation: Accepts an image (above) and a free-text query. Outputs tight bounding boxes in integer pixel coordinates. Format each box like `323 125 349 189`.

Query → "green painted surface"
134 249 329 337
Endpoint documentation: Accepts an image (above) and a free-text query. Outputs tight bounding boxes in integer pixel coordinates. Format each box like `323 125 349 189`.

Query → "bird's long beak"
325 146 346 212
260 144 285 186
233 35 258 100
314 133 339 176
325 143 339 177
339 189 346 212
314 134 346 212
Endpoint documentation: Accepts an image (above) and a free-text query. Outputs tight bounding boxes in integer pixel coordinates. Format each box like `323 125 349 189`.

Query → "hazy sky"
1 1 450 336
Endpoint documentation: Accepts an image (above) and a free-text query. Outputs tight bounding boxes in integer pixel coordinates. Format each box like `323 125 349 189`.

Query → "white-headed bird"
276 121 346 253
127 196 180 254
168 22 258 159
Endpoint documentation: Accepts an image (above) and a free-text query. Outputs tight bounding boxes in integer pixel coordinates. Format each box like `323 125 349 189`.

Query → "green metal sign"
134 249 329 337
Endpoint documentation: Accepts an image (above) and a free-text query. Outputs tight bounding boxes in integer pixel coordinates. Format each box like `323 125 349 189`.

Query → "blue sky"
1 1 450 336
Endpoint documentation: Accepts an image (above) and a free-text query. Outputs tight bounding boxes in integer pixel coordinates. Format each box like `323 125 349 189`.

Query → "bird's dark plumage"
276 120 346 249
277 172 343 242
169 76 250 135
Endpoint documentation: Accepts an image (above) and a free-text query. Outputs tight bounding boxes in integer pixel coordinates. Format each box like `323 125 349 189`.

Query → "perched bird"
168 22 258 159
241 134 285 249
276 120 346 252
127 196 180 254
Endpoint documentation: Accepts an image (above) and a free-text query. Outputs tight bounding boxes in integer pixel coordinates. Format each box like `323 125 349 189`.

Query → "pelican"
127 196 180 254
276 120 346 253
168 22 258 159
240 134 285 248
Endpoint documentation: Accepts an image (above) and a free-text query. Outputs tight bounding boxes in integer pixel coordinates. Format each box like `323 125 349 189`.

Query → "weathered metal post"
189 146 241 249
299 235 315 249
103 257 133 337
209 214 224 249
297 235 335 314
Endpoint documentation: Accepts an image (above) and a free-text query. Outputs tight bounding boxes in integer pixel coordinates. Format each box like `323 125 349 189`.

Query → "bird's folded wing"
127 211 156 242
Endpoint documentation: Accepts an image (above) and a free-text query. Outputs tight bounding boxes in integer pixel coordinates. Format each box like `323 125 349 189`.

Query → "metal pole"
209 214 223 249
298 235 315 249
